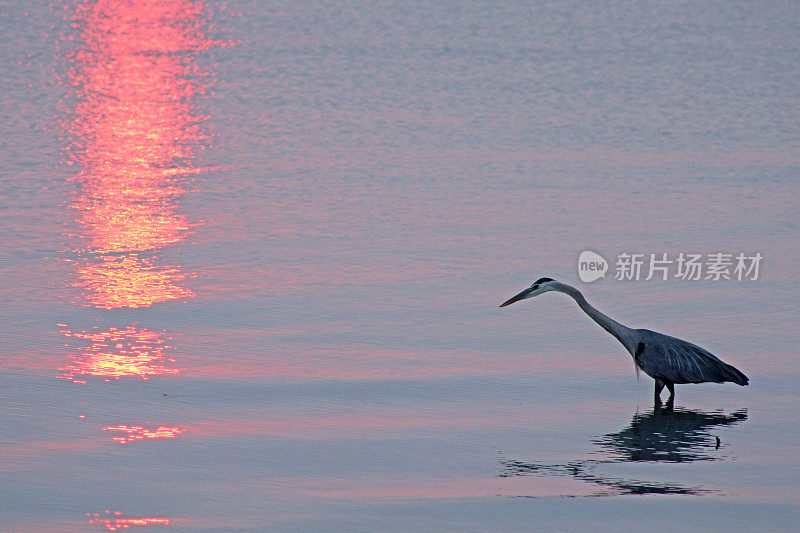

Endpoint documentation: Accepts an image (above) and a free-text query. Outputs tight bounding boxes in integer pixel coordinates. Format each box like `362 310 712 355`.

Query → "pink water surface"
1 0 799 531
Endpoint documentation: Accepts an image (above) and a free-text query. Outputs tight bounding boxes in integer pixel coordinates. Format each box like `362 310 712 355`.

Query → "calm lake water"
2 1 799 531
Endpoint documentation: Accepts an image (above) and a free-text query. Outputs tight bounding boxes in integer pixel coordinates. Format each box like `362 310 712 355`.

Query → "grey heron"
500 278 748 404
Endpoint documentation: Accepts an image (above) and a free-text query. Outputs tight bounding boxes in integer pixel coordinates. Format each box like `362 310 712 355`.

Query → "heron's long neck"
554 282 634 352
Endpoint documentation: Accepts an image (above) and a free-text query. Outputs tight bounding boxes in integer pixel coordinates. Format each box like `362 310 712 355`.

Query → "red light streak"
58 324 181 382
74 255 195 310
57 0 223 379
88 510 171 531
62 0 221 309
103 425 184 444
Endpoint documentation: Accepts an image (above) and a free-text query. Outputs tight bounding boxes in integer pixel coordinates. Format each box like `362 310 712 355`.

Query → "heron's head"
499 277 557 307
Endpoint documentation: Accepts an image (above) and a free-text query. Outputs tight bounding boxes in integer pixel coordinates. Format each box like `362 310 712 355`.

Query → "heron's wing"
634 335 748 385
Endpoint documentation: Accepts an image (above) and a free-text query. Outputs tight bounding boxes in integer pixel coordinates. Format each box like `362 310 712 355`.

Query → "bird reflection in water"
500 405 747 496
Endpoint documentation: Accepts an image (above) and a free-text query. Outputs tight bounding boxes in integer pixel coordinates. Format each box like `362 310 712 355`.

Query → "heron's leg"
654 379 665 403
665 381 675 404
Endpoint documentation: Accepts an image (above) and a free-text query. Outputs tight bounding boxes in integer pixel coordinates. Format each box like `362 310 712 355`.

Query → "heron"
500 278 748 405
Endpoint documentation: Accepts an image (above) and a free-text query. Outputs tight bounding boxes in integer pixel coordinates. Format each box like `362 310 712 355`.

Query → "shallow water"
2 1 799 531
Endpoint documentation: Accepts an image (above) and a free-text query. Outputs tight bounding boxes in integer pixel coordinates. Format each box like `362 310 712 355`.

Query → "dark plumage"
634 333 748 386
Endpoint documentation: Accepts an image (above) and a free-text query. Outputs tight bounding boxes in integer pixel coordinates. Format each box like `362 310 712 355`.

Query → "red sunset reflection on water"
88 510 171 531
103 425 185 444
58 324 181 382
59 0 222 378
61 0 220 310
71 254 194 310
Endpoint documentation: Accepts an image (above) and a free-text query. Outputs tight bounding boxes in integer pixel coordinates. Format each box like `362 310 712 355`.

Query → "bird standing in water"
500 278 748 405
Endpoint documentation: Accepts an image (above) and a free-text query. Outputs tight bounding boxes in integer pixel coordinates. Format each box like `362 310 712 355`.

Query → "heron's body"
500 278 748 404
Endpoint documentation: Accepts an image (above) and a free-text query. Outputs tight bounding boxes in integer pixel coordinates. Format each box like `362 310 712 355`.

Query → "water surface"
2 1 799 531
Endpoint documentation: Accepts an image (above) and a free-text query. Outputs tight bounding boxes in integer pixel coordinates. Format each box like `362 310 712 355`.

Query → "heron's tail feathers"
721 363 749 386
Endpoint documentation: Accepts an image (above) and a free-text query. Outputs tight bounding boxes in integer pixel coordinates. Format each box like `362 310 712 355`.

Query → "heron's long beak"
499 288 532 307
